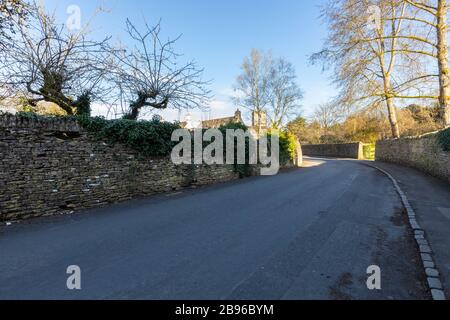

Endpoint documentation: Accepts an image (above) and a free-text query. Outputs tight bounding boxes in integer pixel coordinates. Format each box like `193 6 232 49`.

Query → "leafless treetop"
107 19 211 120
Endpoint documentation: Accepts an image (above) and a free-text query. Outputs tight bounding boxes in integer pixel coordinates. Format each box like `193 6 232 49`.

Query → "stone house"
181 109 268 131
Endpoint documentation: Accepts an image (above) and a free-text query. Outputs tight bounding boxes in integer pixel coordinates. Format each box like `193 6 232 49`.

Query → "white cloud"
209 99 232 112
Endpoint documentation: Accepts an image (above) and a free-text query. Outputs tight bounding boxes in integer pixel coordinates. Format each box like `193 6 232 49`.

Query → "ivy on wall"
12 112 299 169
437 127 450 151
218 122 299 177
77 115 181 157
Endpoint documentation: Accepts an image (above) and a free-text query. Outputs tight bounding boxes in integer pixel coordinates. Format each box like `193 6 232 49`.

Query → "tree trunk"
383 75 400 138
125 94 146 120
386 96 400 138
124 105 140 120
437 0 450 127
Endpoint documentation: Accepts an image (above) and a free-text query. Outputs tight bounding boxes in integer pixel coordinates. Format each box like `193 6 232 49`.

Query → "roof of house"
181 110 244 129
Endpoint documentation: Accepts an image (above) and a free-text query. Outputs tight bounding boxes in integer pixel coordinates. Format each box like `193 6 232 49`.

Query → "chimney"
252 110 267 128
234 109 242 121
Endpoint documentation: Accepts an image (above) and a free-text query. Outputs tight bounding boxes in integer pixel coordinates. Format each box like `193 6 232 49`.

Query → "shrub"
437 127 450 152
73 92 91 116
218 123 299 176
277 131 298 166
15 111 40 118
266 131 299 167
35 102 69 116
218 122 254 177
17 97 36 113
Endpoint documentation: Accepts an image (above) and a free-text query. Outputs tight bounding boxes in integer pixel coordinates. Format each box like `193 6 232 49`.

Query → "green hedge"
437 127 450 151
218 123 298 176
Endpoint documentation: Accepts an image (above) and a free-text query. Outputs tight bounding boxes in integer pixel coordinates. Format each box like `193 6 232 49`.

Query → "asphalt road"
0 158 429 300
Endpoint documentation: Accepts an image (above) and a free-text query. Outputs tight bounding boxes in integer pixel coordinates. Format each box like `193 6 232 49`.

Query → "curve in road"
0 158 429 300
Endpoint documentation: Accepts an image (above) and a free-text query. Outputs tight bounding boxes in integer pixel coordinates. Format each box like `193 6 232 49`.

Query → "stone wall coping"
0 112 81 132
378 129 446 142
303 142 363 147
375 129 449 183
302 142 364 160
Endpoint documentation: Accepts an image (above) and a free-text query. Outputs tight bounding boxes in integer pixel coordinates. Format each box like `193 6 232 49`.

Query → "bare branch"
106 19 210 120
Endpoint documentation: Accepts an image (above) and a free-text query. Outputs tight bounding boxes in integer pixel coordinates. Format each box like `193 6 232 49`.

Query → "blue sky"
44 0 336 123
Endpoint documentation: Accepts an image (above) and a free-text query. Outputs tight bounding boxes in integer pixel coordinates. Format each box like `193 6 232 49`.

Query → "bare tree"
313 102 341 136
313 0 440 138
399 0 450 126
108 19 210 120
234 49 303 130
233 49 273 119
0 3 111 114
269 58 303 129
435 0 450 125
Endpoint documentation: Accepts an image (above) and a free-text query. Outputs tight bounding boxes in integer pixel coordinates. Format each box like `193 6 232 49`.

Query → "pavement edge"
361 162 446 301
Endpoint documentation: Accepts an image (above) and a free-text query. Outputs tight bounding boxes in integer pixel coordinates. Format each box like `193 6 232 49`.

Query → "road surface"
0 158 428 300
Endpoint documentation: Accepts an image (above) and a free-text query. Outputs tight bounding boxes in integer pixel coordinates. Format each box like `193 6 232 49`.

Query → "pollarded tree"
0 3 110 114
109 19 211 120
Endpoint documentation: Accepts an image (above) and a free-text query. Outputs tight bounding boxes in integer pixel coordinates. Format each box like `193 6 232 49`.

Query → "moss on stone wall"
77 115 181 157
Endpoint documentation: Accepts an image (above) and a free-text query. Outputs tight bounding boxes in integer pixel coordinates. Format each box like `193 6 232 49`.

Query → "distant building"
250 110 268 132
181 109 245 129
180 109 268 132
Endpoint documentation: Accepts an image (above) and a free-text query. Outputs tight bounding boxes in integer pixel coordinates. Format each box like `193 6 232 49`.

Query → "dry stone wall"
376 132 450 183
302 142 364 159
0 114 239 221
